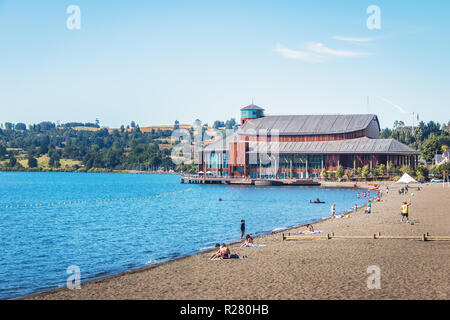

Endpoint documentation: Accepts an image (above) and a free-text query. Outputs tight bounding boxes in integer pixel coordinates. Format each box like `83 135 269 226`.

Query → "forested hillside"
0 122 175 172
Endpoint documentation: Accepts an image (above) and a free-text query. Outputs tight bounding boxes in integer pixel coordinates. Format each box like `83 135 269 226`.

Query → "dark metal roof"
246 137 420 155
240 104 265 111
239 114 379 136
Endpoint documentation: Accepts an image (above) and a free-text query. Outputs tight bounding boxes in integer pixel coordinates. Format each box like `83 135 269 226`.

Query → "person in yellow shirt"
400 201 411 223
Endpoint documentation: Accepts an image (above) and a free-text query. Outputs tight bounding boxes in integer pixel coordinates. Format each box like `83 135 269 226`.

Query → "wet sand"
26 182 450 300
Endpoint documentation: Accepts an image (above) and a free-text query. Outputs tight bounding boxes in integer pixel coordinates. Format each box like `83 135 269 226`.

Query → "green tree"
28 156 38 168
361 165 370 178
420 134 439 163
9 155 17 167
321 168 327 179
357 167 362 177
336 165 344 179
400 165 414 176
0 145 7 160
375 164 386 177
15 123 27 131
416 165 429 180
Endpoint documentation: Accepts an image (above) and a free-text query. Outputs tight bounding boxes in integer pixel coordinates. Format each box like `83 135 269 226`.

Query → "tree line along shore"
1 119 449 177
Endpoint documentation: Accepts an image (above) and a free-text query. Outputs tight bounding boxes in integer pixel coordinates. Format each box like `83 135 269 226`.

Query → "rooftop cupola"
240 104 265 125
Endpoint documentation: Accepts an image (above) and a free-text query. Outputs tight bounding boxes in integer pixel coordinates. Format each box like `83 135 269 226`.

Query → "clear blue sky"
0 0 449 129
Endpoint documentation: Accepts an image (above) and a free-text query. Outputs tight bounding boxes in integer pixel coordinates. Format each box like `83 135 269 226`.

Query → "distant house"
435 149 450 166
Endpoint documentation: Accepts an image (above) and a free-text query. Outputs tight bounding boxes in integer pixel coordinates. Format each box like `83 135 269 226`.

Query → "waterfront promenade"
180 175 321 186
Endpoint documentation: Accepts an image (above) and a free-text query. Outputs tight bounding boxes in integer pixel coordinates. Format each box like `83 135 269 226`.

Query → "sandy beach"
26 182 450 300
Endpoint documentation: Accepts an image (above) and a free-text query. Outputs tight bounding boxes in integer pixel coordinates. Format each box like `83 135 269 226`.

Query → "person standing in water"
331 203 336 218
240 220 246 240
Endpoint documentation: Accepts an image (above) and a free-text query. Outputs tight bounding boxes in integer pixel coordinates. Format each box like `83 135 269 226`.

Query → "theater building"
199 104 420 180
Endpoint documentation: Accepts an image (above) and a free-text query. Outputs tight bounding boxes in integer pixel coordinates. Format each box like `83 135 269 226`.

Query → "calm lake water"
0 172 369 299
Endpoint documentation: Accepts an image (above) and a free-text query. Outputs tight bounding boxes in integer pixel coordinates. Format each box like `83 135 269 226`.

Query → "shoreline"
25 181 450 300
20 208 340 300
21 182 378 300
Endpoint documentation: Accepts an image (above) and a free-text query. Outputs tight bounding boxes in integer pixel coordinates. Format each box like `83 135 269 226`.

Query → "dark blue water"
0 172 369 299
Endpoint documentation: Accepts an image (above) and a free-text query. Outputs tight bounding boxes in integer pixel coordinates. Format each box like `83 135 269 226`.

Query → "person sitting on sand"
306 224 315 233
220 243 231 259
241 234 254 247
210 243 222 260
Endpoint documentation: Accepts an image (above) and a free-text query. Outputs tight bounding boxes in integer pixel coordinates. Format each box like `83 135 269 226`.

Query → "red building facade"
200 105 420 179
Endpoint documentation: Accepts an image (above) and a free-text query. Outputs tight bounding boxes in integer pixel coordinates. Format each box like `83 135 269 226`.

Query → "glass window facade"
293 155 307 169
309 155 323 169
241 109 264 119
279 154 291 169
207 153 216 169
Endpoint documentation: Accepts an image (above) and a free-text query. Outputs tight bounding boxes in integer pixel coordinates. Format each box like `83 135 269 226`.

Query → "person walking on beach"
240 220 246 240
365 200 372 214
401 201 412 223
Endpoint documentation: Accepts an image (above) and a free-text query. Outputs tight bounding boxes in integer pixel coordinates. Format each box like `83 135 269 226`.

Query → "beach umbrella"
395 173 419 184
198 171 204 174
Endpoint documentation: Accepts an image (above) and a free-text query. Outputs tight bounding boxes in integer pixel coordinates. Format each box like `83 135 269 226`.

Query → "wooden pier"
180 176 321 186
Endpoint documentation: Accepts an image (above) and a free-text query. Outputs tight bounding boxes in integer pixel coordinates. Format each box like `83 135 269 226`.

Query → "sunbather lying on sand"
298 224 323 234
240 234 254 247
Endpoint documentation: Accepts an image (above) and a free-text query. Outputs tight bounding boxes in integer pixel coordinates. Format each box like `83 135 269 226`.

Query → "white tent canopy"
395 173 418 184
